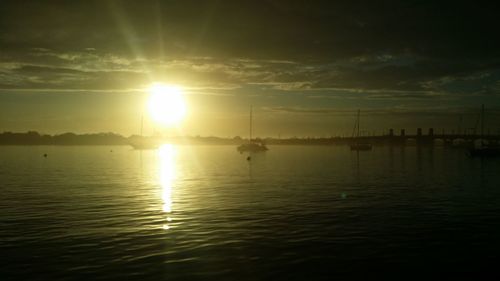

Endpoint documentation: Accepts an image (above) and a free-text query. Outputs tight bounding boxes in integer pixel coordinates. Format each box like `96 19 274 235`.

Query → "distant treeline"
0 131 251 145
0 131 344 145
0 131 129 145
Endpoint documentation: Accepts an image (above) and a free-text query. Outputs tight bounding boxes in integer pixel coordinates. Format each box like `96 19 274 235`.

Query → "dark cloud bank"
1 0 499 111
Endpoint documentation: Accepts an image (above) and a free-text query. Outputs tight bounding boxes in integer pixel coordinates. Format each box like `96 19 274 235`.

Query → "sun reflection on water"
159 144 176 230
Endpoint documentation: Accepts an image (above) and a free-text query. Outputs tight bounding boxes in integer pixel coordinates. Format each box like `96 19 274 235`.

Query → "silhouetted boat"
350 143 372 151
130 115 159 150
451 140 474 149
237 106 268 153
469 146 500 157
350 109 372 151
468 104 500 157
130 141 159 150
238 142 268 153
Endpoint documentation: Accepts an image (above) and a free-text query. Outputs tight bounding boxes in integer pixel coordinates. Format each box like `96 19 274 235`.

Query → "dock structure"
337 127 500 146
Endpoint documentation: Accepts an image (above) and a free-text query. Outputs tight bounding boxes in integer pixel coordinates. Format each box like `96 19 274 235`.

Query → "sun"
148 83 187 126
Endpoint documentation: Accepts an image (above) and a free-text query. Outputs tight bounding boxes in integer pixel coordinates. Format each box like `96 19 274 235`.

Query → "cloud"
2 1 499 61
1 1 500 102
262 105 500 117
1 46 499 104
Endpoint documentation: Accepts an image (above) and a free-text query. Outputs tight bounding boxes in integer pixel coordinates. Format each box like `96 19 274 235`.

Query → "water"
1 145 500 280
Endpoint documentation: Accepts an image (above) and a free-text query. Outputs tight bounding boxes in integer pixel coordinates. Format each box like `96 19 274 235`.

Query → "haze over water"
2 145 500 280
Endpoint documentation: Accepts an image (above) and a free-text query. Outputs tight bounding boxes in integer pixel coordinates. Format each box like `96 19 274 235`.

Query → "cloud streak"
2 47 499 103
262 105 500 117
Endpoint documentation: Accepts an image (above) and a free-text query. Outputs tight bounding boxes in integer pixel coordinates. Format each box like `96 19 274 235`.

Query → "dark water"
1 145 500 280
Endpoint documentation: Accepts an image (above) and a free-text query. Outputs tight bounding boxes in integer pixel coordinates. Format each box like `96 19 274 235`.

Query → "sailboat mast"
357 109 360 137
249 105 253 142
481 104 485 146
140 114 144 137
458 114 463 135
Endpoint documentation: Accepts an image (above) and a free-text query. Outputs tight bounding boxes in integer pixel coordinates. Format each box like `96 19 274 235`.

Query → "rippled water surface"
2 145 500 280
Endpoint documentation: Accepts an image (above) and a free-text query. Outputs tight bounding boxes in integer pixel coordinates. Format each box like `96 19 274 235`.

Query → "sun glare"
148 83 187 126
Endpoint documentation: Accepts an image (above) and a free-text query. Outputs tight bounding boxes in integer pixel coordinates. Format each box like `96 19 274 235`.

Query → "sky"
1 0 500 137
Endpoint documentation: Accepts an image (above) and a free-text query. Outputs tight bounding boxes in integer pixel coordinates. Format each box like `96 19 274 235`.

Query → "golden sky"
1 0 499 137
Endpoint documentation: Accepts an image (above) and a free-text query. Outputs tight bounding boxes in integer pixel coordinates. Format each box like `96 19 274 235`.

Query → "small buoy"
43 153 47 158
246 156 251 161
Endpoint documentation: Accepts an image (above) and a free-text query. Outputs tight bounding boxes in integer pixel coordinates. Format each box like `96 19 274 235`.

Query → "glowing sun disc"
148 84 186 125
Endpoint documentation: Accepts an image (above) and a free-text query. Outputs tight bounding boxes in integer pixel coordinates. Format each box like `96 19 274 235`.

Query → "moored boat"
350 109 372 151
129 115 159 150
237 142 268 153
237 106 268 153
468 104 500 157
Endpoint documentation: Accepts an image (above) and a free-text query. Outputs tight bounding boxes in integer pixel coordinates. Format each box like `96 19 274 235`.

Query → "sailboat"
468 104 500 157
237 106 268 153
130 115 159 150
350 109 372 151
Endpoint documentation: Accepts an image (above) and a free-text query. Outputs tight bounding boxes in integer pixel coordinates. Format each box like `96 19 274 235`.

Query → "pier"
336 127 500 146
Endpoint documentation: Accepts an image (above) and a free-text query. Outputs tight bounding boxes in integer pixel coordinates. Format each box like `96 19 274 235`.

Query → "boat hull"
237 143 268 153
468 147 500 157
129 141 159 150
350 143 372 151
